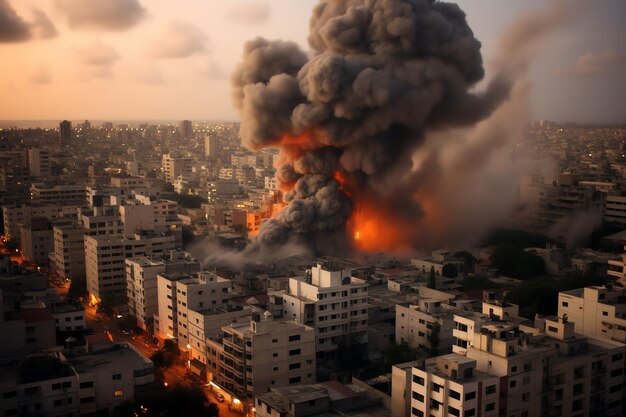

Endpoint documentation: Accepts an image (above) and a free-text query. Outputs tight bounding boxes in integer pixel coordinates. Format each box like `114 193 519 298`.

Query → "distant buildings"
205 135 219 157
179 120 193 141
59 120 72 146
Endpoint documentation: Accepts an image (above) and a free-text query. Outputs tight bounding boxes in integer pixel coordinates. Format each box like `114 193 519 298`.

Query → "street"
82 301 242 417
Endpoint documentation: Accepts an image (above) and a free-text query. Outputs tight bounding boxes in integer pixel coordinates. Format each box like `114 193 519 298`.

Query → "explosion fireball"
229 0 573 257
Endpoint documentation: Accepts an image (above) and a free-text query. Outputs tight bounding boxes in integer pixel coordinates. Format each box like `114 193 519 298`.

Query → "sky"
0 0 624 124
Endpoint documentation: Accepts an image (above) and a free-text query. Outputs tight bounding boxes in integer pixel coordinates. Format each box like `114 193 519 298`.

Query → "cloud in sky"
55 0 146 32
555 48 624 77
0 0 57 42
30 66 53 85
226 1 271 26
149 21 208 59
31 9 58 39
204 60 228 80
75 41 120 78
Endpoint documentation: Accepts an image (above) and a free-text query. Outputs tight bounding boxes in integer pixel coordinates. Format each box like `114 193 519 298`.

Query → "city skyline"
0 0 624 124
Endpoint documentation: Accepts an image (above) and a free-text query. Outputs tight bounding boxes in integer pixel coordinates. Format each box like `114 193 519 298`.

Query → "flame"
347 191 434 253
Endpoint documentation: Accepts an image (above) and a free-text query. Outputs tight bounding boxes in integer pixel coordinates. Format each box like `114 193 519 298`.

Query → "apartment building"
162 153 193 183
30 182 86 203
0 341 154 417
85 232 177 304
282 262 369 356
120 197 182 245
125 251 199 331
394 309 626 417
27 148 51 178
396 299 457 353
0 355 80 417
205 312 316 401
2 202 81 243
153 271 232 347
51 222 86 282
187 306 253 371
558 286 626 344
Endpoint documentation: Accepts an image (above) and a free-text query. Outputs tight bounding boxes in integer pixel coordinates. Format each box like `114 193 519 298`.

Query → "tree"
428 266 436 289
427 322 441 356
112 384 219 417
67 277 87 299
490 245 546 279
383 342 425 371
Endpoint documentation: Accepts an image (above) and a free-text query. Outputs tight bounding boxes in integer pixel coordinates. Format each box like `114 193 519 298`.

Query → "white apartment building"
162 153 193 183
125 251 199 331
206 312 316 401
396 299 457 353
205 135 219 157
30 183 87 202
605 194 626 225
282 262 368 355
120 197 182 246
607 247 626 285
85 232 176 304
154 271 232 342
51 223 86 281
187 306 253 371
79 206 124 237
2 202 81 243
558 286 626 344
394 314 626 417
27 148 51 177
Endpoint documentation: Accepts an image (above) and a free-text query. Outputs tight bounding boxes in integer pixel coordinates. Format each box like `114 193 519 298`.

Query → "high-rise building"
281 261 369 356
125 251 199 331
59 120 72 146
85 232 177 304
179 120 193 140
204 135 219 157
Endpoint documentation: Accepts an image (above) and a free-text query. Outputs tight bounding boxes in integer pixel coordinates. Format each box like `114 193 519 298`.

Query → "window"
3 391 17 399
112 373 122 380
54 399 63 407
288 376 301 384
52 383 61 390
485 402 495 412
612 353 624 362
432 383 441 392
412 408 424 417
486 385 496 395
289 334 301 342
450 390 461 400
602 311 608 316
80 397 95 404
510 380 516 388
114 390 123 397
464 391 476 401
448 406 460 416
464 409 476 417
413 375 425 385
561 301 568 307
412 392 424 402
289 349 301 356
610 368 623 377
289 363 301 370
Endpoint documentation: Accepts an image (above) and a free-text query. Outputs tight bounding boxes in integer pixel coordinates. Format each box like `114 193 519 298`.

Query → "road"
81 298 243 417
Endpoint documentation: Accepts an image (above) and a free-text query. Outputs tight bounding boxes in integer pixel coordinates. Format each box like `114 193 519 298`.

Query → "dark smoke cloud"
228 0 579 257
0 0 57 43
0 0 31 42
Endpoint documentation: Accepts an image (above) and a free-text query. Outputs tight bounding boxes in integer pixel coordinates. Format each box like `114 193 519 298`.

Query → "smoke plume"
229 0 579 258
